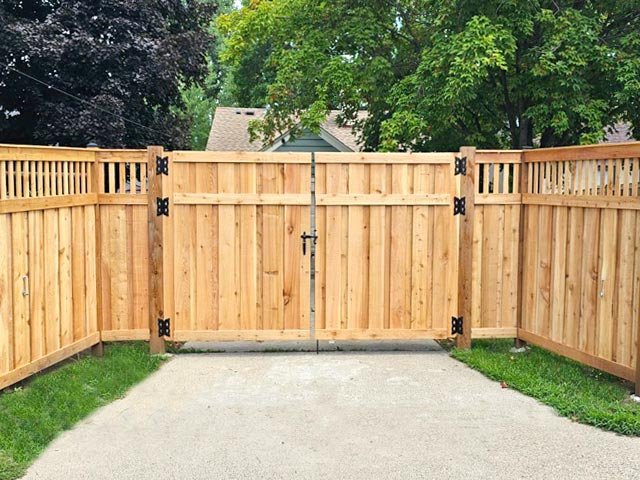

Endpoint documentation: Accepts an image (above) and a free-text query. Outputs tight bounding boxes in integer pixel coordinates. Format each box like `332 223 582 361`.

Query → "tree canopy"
0 0 215 149
218 0 640 151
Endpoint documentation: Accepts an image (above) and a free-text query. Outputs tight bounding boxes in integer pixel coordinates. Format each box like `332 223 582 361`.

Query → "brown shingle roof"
206 107 365 151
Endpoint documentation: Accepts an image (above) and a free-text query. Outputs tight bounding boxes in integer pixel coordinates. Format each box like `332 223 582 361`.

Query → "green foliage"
451 340 640 436
0 343 164 480
180 0 236 150
218 0 640 150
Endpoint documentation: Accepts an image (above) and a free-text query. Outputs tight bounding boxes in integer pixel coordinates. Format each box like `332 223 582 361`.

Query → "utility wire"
0 60 172 139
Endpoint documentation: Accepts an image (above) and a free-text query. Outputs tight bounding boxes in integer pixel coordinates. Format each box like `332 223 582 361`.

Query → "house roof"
604 122 634 143
206 107 365 151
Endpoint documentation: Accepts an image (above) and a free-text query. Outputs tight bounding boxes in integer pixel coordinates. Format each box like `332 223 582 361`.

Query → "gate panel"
314 153 458 340
171 152 311 341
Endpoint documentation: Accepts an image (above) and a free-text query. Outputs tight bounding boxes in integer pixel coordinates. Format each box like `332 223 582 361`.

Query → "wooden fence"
96 150 150 342
472 150 522 338
0 142 638 394
519 144 640 383
0 145 100 390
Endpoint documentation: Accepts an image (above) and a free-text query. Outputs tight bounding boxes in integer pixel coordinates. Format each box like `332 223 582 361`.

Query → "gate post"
148 146 174 354
455 147 475 349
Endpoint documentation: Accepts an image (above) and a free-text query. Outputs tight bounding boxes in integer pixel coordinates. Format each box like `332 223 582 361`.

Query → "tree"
180 0 235 150
0 0 215 149
218 0 640 151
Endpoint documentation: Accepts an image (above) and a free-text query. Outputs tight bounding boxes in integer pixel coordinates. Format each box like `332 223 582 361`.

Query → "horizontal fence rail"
0 142 638 394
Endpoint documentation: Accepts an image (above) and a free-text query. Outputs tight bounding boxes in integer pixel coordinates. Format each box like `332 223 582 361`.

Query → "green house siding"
272 132 341 152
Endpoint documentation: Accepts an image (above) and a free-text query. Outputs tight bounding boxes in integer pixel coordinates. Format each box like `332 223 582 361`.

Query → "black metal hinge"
158 318 171 337
156 155 169 175
156 197 169 216
454 156 467 176
451 316 464 335
453 197 466 215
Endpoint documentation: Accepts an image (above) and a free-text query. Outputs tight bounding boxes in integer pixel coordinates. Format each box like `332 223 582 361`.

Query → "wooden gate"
167 151 311 341
148 149 466 346
314 153 458 339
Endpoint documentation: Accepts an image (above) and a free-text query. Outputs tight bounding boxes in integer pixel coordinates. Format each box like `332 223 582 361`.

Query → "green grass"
450 339 640 436
0 343 165 480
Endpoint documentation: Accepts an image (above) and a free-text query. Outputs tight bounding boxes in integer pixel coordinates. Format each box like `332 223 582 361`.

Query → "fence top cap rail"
172 150 457 164
0 143 94 152
476 149 523 153
523 141 640 162
0 145 145 162
173 151 312 163
475 150 522 164
315 151 456 164
91 148 146 152
534 140 640 152
0 143 145 153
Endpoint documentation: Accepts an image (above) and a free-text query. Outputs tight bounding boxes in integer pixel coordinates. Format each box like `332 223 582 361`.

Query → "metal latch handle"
300 231 318 256
22 275 29 297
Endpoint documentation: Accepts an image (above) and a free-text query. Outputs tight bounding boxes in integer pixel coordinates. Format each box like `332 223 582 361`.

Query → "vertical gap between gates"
310 152 317 342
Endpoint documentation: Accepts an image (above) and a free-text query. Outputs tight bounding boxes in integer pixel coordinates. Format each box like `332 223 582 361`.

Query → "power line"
0 60 172 139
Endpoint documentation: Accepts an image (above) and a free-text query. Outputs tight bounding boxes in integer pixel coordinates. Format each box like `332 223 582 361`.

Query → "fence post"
148 146 173 354
515 148 529 349
90 146 104 357
456 146 475 349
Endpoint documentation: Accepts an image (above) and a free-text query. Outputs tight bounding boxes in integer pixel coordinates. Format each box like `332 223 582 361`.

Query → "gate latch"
300 231 318 256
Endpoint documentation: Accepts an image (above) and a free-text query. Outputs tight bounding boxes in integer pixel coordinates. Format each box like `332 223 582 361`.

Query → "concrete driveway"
23 341 640 479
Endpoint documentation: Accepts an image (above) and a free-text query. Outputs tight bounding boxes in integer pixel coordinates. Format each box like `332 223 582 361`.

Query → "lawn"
451 339 640 436
0 343 164 480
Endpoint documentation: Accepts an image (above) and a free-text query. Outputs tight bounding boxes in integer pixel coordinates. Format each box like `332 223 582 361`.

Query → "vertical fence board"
579 209 600 355
58 208 74 347
615 210 635 365
28 211 45 360
261 163 284 330
549 207 568 343
323 163 345 331
11 212 30 367
195 164 216 331
239 163 258 331
84 205 98 335
44 209 60 353
71 207 86 341
0 214 13 374
596 210 617 359
217 163 238 331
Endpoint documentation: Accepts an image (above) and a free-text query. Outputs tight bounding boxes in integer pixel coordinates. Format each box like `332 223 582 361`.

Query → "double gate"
150 150 465 344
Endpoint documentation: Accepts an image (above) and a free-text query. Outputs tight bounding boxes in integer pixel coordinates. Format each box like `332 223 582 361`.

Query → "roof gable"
206 107 365 151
